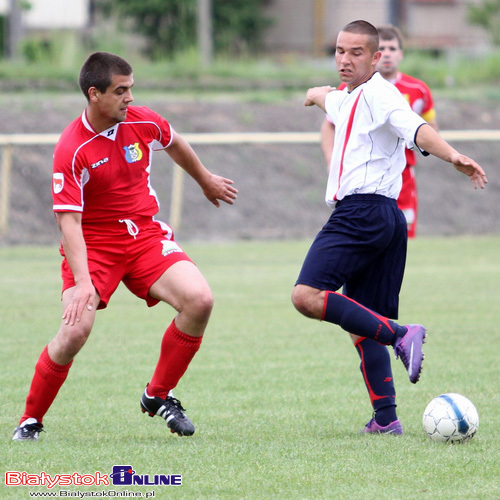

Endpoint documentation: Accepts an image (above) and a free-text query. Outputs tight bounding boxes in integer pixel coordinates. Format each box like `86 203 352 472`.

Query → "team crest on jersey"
123 143 143 163
53 173 64 194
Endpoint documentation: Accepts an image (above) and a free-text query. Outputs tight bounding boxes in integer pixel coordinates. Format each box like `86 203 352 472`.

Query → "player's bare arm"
428 118 439 132
166 133 238 207
56 212 96 325
304 86 336 112
415 124 488 189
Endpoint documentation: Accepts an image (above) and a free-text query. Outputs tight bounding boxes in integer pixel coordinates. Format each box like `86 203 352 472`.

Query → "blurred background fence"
1 1 500 246
1 129 498 246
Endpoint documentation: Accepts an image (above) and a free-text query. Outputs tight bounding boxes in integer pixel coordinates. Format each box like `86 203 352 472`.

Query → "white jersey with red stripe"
52 105 174 224
324 72 426 207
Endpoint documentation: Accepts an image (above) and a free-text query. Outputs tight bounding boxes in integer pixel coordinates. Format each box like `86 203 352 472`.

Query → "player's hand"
451 153 488 189
62 280 96 326
203 174 238 207
304 86 336 109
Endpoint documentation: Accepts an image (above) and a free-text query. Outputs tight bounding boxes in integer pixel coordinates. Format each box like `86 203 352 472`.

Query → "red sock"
148 320 203 399
21 346 73 424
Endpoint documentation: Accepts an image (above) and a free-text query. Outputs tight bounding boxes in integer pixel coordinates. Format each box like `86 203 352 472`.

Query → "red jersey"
392 73 435 166
52 105 173 224
392 73 436 236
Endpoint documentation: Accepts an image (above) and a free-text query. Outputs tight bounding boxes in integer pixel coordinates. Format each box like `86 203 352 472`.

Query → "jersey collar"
81 110 121 141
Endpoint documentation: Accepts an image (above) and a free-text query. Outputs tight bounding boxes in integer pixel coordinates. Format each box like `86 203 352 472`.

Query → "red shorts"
397 165 418 238
60 217 193 309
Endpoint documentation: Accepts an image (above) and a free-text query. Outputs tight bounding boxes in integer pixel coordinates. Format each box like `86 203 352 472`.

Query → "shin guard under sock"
323 291 406 345
21 346 73 424
148 320 203 399
355 337 397 425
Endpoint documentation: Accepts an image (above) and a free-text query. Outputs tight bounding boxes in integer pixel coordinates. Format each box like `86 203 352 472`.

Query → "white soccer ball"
422 393 479 443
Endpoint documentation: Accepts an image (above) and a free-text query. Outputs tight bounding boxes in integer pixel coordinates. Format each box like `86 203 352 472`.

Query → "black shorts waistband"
335 194 397 208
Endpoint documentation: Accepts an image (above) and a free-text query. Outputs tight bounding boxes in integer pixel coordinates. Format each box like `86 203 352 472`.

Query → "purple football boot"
394 324 427 383
362 418 404 435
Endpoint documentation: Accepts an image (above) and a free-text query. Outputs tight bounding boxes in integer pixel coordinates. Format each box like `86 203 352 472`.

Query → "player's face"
94 73 134 126
376 38 403 79
335 31 381 91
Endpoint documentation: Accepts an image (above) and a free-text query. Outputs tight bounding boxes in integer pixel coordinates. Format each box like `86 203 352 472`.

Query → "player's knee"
198 289 214 318
188 287 214 322
56 323 92 358
291 286 316 318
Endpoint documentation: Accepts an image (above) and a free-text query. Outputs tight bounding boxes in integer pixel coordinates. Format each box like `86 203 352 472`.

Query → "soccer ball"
422 393 479 443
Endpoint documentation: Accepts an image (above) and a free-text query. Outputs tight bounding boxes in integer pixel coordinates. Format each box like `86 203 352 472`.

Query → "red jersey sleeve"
138 107 173 150
52 118 90 213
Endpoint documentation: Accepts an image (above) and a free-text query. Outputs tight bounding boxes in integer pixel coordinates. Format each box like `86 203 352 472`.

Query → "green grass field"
1 237 499 500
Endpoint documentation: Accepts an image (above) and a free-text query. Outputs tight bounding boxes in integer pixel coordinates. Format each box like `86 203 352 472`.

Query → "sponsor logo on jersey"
123 143 143 163
53 173 64 194
161 240 182 257
91 157 109 169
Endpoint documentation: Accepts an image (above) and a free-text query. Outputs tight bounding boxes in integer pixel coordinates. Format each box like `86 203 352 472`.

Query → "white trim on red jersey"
53 106 174 224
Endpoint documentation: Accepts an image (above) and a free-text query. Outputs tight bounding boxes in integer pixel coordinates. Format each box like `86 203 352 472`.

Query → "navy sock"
322 291 407 345
355 337 397 425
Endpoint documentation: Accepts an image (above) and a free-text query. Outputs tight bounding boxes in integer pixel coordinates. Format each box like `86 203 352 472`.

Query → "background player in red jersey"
321 25 438 238
13 52 238 441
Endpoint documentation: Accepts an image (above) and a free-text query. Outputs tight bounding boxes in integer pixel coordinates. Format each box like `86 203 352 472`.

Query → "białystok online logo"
5 466 181 488
109 466 181 486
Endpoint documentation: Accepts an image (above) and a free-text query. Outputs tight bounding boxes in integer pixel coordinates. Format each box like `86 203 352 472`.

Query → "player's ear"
373 50 382 65
88 87 100 102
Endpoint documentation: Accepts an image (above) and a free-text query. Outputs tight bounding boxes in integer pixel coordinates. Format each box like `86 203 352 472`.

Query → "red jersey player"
13 52 238 441
321 25 438 237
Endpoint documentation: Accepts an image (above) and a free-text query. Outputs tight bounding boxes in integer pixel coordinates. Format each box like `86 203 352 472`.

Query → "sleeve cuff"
414 123 430 157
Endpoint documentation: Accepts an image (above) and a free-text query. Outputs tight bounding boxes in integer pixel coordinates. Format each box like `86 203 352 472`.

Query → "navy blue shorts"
296 194 407 319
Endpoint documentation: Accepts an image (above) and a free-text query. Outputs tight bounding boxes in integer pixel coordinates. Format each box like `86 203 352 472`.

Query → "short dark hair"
377 25 404 50
79 52 133 101
341 20 379 55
